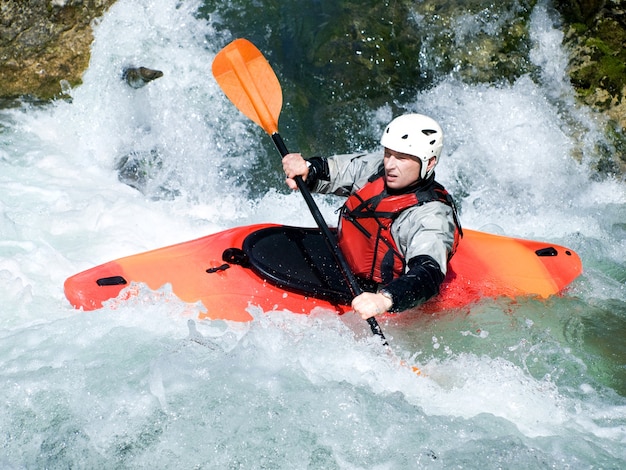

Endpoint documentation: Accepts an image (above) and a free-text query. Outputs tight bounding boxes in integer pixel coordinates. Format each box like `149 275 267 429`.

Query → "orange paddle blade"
212 38 282 135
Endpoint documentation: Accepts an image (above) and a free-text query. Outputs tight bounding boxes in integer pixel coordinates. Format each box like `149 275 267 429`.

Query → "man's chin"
385 177 399 188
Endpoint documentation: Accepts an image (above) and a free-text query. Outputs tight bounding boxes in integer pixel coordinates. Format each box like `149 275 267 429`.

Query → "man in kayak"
282 113 462 320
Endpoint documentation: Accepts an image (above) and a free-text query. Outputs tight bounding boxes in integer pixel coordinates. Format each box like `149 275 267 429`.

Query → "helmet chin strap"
422 156 438 179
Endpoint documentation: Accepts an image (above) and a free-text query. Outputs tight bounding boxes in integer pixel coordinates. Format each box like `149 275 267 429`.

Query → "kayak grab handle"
535 247 559 257
206 264 230 274
96 276 127 286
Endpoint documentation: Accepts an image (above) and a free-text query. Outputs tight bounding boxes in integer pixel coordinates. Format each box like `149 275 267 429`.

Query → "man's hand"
282 153 309 190
351 292 393 320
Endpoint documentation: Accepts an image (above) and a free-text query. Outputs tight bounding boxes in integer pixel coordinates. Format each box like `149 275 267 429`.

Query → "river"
1 0 624 467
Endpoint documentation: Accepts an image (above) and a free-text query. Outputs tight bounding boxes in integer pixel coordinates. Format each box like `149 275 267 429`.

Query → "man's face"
383 148 423 190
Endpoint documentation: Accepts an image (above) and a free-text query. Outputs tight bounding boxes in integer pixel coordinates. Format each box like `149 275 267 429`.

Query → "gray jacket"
311 152 457 277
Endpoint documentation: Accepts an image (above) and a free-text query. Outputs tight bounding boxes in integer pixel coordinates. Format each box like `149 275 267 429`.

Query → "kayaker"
282 113 462 320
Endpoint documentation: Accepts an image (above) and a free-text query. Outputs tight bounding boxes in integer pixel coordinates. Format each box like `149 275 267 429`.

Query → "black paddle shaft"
271 133 387 343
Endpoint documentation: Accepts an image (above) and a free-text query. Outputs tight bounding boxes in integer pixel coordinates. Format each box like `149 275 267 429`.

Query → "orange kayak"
64 224 582 321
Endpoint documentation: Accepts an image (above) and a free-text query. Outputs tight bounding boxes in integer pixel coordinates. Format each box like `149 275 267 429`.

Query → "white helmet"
380 114 444 179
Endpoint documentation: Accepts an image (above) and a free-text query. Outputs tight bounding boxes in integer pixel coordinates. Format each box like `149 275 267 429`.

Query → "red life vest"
337 175 461 284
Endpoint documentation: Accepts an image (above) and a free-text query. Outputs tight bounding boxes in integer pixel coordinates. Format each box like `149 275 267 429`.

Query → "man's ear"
427 156 437 171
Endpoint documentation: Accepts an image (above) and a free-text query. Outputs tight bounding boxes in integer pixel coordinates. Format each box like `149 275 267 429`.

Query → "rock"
115 149 180 200
122 67 164 89
553 0 626 175
0 0 117 100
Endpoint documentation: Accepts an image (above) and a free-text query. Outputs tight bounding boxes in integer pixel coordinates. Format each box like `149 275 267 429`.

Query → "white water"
1 0 625 467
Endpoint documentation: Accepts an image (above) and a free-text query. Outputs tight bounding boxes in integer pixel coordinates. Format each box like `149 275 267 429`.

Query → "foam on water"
1 0 625 467
3 298 625 467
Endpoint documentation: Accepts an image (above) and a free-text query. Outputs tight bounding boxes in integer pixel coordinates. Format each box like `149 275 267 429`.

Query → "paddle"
212 38 387 344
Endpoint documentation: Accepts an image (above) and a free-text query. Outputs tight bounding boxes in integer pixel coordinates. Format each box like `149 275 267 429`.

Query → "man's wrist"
378 289 394 310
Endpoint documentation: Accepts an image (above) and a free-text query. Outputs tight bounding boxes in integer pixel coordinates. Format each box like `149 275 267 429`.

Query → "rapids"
1 0 624 467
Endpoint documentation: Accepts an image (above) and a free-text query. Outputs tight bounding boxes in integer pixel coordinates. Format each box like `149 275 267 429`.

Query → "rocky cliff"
0 0 116 102
555 0 626 174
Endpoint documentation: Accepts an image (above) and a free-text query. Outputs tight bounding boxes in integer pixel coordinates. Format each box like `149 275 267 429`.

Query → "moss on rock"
554 0 626 175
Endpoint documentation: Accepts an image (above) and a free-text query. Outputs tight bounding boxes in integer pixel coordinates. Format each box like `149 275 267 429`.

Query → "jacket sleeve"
381 255 444 313
307 153 382 196
383 202 457 312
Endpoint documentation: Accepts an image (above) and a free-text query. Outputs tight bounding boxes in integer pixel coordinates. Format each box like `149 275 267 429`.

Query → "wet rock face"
555 0 625 111
122 67 164 89
0 0 117 100
553 0 626 174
